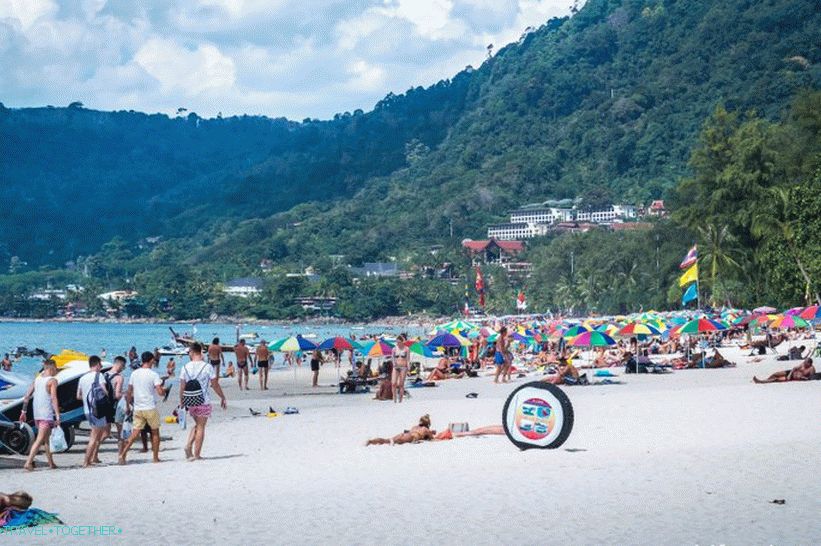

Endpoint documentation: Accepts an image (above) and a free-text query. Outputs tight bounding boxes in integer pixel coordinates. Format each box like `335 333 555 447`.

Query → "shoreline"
0 314 439 330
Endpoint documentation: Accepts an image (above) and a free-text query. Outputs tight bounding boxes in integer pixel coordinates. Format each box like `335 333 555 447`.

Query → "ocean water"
0 321 409 377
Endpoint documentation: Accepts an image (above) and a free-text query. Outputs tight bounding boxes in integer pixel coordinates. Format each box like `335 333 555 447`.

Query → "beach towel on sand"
0 507 62 531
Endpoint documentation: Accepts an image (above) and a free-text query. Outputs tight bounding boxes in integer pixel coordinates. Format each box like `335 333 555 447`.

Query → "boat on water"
0 359 111 455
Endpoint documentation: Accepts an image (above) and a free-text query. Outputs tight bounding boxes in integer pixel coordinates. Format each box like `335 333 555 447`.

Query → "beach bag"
49 426 67 452
121 418 132 440
181 363 208 408
88 372 113 419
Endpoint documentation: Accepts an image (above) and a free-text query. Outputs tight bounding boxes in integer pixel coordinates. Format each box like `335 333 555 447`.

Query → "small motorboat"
0 359 111 455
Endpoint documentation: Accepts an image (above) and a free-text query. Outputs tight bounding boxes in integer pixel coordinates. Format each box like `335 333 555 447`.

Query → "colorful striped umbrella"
358 339 395 357
769 315 810 329
563 325 588 339
569 331 616 347
617 322 662 337
677 318 726 335
268 335 319 352
426 332 468 348
318 336 358 351
799 305 821 320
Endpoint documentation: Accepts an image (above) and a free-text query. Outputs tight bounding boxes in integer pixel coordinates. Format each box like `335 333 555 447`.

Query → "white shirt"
77 370 104 418
33 375 57 421
181 360 216 404
129 367 162 411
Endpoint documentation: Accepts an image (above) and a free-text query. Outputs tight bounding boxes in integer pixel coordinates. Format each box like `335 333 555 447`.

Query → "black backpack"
182 363 209 408
88 372 114 419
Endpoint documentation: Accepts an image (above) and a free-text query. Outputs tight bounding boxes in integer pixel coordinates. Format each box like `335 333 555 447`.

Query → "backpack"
182 363 209 408
104 371 120 401
88 372 113 419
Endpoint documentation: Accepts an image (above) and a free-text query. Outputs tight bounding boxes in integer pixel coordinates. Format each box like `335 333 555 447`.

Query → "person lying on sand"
0 491 32 511
366 416 504 445
754 358 815 383
541 358 578 384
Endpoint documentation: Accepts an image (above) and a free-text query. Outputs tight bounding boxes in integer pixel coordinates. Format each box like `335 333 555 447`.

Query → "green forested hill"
1 0 820 319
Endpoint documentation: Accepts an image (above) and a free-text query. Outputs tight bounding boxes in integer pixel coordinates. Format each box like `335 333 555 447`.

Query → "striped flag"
679 263 698 287
475 267 485 307
680 245 698 270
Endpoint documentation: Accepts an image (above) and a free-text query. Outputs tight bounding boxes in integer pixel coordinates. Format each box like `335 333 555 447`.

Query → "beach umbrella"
563 325 588 339
799 305 821 320
409 341 437 358
784 307 804 316
617 322 662 338
677 318 726 335
318 336 357 351
425 332 467 348
769 315 810 330
437 319 478 332
268 335 319 352
753 306 777 314
359 339 395 358
569 331 616 347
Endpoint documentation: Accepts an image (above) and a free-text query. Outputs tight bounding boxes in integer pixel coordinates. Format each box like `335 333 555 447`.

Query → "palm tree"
697 223 743 306
751 186 820 304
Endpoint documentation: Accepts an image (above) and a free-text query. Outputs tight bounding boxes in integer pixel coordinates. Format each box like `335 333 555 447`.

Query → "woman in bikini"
391 335 410 403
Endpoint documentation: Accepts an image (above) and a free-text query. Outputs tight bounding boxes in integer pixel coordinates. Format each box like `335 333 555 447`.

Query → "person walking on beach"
310 349 324 388
21 359 60 471
106 356 127 451
208 338 224 378
119 352 164 464
234 339 251 390
391 335 410 403
494 327 510 384
179 343 228 461
256 341 270 390
76 355 110 467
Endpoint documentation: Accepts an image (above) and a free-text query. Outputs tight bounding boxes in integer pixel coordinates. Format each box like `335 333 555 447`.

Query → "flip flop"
284 407 299 415
465 392 478 398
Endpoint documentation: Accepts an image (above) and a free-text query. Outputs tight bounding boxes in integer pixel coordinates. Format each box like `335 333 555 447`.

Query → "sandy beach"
3 341 820 544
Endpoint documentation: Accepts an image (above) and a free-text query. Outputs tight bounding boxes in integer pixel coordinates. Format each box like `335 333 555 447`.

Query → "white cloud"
0 0 575 119
0 0 57 31
134 38 235 94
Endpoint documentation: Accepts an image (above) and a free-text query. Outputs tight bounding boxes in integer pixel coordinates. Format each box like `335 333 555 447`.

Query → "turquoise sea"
0 321 409 377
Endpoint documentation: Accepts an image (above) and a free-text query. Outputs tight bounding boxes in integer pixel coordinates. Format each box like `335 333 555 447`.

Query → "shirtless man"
234 339 251 390
207 338 224 378
256 341 271 390
493 327 510 384
754 358 815 383
1 353 11 371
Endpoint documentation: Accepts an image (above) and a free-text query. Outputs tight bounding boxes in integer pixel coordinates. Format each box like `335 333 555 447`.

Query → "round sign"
502 382 574 450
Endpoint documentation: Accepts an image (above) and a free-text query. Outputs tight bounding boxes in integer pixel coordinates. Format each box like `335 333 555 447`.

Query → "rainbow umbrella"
359 339 395 358
617 322 662 337
769 315 810 330
409 341 437 358
799 305 821 320
319 336 358 351
269 335 319 352
426 332 466 348
569 331 616 347
677 318 726 335
563 325 588 339
437 319 478 332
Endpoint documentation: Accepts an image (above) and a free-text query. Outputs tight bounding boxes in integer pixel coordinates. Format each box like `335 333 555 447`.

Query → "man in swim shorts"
256 341 270 390
234 339 251 390
207 338 224 378
754 358 815 383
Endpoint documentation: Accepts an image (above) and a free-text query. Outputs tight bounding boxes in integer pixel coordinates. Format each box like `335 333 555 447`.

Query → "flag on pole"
680 244 698 270
516 290 527 311
679 263 698 287
681 282 698 305
475 267 485 307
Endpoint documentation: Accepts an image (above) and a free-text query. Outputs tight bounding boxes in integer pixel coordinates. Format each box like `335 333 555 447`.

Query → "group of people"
19 342 227 471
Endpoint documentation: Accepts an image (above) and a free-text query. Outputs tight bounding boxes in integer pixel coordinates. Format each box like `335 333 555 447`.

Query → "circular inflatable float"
502 382 574 450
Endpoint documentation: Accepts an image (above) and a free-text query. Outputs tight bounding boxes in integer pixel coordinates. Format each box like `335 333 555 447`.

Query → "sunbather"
754 358 815 383
366 415 435 445
541 358 578 384
0 491 32 511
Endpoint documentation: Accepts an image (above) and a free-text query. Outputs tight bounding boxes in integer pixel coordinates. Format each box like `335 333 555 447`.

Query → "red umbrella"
799 305 820 320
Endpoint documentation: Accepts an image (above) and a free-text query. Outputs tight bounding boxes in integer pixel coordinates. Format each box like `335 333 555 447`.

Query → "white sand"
5 341 821 544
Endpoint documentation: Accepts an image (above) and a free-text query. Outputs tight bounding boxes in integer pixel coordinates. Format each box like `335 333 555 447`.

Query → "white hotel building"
488 204 638 240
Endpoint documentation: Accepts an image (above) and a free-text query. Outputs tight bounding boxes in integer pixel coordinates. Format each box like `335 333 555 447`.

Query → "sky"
0 0 573 120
